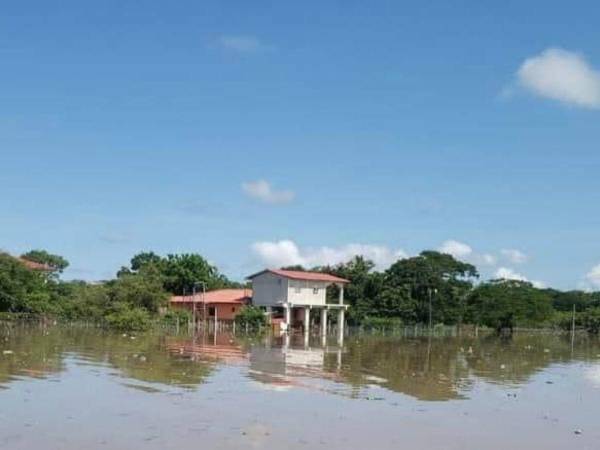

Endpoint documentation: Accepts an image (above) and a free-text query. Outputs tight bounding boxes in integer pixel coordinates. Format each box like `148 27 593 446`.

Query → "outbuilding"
170 289 252 324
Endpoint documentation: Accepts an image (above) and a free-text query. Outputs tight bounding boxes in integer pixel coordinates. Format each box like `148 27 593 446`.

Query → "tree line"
302 251 600 334
0 250 238 330
1 248 600 333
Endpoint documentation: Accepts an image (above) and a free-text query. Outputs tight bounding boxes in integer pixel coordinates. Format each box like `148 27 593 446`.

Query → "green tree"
0 252 55 313
322 256 384 323
108 266 168 313
468 279 554 332
378 251 478 325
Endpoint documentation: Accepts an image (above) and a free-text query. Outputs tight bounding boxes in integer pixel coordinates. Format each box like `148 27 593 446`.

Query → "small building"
247 269 349 336
18 257 53 272
170 288 252 323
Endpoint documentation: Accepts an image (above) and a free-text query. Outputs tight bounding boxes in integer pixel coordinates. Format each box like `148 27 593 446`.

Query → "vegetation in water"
235 306 267 330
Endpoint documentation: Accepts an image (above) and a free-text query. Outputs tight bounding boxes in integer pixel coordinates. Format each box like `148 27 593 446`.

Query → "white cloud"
480 253 497 266
438 240 473 259
516 48 600 109
501 248 528 264
251 240 407 270
494 266 545 288
217 35 264 53
242 180 295 205
585 264 600 289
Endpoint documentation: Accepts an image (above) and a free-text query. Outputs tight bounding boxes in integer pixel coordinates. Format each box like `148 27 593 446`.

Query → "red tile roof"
170 289 252 305
19 258 53 272
247 269 349 284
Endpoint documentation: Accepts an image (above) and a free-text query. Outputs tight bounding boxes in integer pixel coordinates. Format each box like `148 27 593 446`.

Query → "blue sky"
1 1 600 289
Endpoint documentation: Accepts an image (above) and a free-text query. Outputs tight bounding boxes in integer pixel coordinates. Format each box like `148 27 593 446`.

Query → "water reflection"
0 326 215 390
1 325 600 401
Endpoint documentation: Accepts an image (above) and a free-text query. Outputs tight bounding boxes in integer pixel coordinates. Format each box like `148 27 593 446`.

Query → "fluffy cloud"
242 180 295 205
480 253 497 266
494 267 545 288
501 249 528 264
438 240 472 259
217 35 264 53
517 48 600 109
585 264 600 289
251 240 407 270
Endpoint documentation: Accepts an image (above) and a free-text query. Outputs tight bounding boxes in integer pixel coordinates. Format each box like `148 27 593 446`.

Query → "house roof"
18 258 53 272
247 269 349 284
170 289 252 305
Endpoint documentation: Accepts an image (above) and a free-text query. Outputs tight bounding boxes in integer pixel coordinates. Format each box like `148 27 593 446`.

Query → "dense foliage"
235 306 267 330
0 250 236 331
2 248 600 334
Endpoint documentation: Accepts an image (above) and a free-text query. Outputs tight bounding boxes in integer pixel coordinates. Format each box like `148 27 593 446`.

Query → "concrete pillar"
284 304 291 332
337 308 345 344
320 308 328 336
339 284 344 305
304 307 311 333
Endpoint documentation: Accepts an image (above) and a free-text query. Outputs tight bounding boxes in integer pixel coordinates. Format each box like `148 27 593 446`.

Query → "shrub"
235 306 266 330
161 308 191 327
581 307 600 335
105 304 152 332
361 316 404 330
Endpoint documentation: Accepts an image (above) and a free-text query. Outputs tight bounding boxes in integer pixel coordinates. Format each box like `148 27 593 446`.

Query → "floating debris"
2 350 13 355
574 429 583 435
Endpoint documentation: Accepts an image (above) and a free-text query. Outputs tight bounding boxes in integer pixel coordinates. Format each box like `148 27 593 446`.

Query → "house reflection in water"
165 332 346 392
247 333 345 391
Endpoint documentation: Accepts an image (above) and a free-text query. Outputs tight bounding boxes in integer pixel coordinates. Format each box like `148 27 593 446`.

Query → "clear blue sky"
1 1 599 289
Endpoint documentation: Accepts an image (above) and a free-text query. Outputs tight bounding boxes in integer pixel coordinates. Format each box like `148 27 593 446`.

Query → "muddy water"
1 326 600 449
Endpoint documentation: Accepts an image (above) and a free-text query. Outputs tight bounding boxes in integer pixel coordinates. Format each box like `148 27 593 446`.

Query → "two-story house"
247 269 349 336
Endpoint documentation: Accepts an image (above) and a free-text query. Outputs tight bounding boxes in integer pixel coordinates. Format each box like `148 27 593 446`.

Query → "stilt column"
284 304 291 332
304 307 311 333
320 308 328 336
337 308 345 344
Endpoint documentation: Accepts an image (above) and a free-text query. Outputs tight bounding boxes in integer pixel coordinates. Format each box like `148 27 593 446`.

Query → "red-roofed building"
247 269 349 337
18 258 54 272
170 289 252 322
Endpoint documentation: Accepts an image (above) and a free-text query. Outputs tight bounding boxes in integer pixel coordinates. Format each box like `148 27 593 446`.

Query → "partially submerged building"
246 269 349 336
170 288 252 323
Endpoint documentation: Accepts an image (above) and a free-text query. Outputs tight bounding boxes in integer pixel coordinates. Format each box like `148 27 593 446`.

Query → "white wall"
251 272 289 306
286 279 329 306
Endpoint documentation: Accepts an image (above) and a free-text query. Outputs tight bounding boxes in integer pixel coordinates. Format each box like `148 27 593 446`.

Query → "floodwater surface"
1 325 600 449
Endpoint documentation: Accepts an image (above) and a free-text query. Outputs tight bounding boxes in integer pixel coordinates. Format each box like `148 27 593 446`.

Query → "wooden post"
214 305 218 334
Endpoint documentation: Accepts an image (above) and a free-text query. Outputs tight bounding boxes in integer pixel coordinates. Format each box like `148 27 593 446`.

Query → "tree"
21 249 69 273
468 280 554 333
122 251 236 294
0 252 56 313
108 266 168 313
378 251 478 325
130 252 164 272
323 256 384 323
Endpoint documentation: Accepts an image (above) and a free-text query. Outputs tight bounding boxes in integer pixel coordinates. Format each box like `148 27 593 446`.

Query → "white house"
247 269 349 338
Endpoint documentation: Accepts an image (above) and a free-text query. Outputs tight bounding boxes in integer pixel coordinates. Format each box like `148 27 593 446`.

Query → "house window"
295 283 301 294
313 287 319 295
232 307 235 313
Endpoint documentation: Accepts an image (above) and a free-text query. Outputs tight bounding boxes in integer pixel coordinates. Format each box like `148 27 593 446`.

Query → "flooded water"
1 325 600 449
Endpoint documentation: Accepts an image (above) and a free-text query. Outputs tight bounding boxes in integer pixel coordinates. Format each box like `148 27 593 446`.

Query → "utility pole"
192 281 206 334
428 287 433 331
428 287 437 333
190 285 196 330
571 303 576 351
